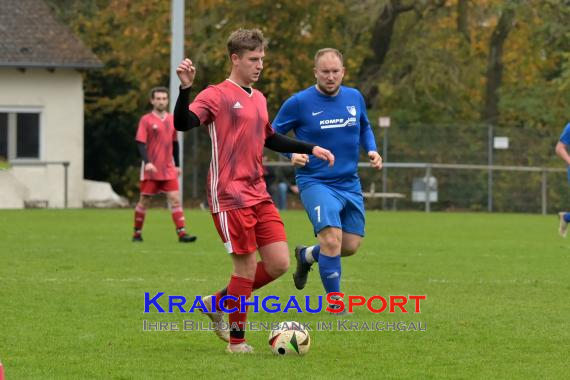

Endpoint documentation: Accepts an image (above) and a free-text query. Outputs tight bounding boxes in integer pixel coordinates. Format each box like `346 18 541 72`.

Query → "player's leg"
341 232 362 257
558 212 570 238
254 201 290 289
298 232 361 261
316 226 343 297
292 184 343 290
321 190 366 314
207 241 288 327
277 182 288 210
164 180 197 243
256 242 289 287
209 239 288 321
212 202 289 339
339 191 366 256
208 208 258 352
226 251 257 353
132 181 156 242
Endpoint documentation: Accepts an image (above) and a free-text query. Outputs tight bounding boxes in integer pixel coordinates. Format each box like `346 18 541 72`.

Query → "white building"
0 0 103 208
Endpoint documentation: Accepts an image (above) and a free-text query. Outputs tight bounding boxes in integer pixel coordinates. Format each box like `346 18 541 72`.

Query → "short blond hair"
227 28 266 57
314 48 344 67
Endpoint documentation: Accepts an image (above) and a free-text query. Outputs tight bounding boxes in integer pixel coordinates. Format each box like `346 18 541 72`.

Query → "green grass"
0 209 569 379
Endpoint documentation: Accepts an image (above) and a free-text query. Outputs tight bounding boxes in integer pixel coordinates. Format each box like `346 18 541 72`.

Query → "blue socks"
318 254 341 294
300 245 341 295
301 245 320 264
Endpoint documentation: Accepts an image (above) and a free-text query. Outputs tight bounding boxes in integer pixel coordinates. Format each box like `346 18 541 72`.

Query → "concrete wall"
0 170 29 208
0 68 84 208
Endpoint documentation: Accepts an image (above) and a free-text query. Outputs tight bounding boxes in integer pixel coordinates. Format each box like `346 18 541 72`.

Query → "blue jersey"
560 122 570 145
272 85 377 191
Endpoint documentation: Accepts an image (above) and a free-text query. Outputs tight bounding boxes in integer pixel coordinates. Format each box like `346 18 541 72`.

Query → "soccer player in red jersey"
174 29 334 353
132 87 197 243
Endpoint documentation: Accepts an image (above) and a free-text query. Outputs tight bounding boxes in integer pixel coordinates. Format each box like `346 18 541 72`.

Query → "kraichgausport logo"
144 292 426 314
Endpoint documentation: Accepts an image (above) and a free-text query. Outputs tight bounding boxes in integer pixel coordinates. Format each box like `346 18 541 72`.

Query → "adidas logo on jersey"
233 101 243 109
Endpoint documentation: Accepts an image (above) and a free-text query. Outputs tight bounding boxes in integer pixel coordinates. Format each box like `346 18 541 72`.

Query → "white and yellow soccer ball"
268 321 311 355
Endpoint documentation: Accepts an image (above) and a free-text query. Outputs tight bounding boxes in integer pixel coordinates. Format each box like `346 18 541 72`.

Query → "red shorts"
140 179 179 195
212 201 287 254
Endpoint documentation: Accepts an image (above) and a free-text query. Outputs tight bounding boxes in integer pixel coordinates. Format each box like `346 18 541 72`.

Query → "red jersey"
135 112 178 181
189 79 275 213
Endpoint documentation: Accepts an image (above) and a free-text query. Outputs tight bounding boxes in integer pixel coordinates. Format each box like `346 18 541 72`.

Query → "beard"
317 83 340 96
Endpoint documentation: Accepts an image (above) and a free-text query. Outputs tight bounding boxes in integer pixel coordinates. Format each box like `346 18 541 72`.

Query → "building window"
0 110 41 161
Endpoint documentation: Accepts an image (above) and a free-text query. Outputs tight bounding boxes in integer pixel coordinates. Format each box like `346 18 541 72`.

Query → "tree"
44 0 570 212
481 4 515 124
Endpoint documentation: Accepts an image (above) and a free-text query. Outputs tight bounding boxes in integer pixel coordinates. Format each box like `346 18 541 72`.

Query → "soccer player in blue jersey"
555 121 570 237
272 48 382 312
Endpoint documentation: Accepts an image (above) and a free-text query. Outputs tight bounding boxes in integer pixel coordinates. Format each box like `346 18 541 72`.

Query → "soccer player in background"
173 29 335 353
272 48 383 313
132 87 197 243
555 121 570 237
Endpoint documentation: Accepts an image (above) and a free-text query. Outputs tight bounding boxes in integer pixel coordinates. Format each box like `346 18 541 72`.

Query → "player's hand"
368 151 383 170
144 162 158 174
176 58 196 88
312 146 335 167
291 153 309 168
176 167 182 177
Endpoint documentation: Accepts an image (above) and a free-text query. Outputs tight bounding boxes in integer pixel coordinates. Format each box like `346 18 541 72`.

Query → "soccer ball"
268 321 311 355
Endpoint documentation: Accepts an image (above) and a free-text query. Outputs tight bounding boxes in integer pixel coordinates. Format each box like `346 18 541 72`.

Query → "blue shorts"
299 183 365 237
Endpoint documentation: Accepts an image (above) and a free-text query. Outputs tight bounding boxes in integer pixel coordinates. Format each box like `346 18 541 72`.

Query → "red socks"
213 263 275 344
134 204 146 233
134 205 189 237
252 261 275 290
171 206 186 235
226 275 253 344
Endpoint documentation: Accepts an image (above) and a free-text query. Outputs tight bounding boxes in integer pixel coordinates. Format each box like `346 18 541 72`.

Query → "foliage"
45 0 570 210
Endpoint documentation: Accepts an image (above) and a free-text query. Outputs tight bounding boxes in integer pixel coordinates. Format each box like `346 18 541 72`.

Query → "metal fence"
264 160 568 214
182 122 568 214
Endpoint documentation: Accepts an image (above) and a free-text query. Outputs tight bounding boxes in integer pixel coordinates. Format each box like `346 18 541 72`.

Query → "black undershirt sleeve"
264 132 315 154
173 140 180 167
174 85 314 154
174 86 201 131
137 141 149 163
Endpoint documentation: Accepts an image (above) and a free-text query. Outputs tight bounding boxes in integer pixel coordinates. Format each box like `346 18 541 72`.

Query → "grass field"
0 209 569 379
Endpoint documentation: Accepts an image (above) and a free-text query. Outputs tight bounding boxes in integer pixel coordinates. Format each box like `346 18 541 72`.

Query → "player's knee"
234 260 258 279
319 234 342 253
139 196 151 208
341 247 358 257
341 240 361 257
265 255 289 278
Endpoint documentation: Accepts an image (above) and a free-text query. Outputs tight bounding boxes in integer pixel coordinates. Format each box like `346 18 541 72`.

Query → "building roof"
0 0 102 69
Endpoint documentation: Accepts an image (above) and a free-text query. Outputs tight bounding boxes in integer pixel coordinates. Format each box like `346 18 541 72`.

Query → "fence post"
488 124 493 212
382 127 389 210
63 162 69 208
425 165 431 213
541 170 547 215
